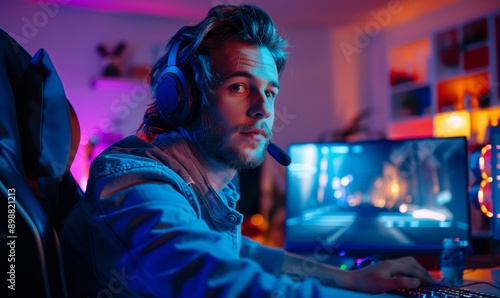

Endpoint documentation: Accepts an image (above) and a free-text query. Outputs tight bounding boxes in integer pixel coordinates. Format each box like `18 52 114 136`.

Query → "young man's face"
193 40 279 170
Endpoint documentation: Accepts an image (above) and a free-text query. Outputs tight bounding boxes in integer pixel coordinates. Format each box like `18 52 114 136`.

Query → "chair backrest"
0 28 83 298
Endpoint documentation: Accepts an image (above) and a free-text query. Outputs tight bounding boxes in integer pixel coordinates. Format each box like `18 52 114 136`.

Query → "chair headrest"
0 28 80 182
15 48 80 179
0 29 32 176
1 28 82 224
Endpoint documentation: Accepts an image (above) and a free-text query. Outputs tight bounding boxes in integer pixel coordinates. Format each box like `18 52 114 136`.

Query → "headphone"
156 41 194 126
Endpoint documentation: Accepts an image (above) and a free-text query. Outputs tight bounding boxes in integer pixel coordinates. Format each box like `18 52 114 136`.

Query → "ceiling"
22 0 464 27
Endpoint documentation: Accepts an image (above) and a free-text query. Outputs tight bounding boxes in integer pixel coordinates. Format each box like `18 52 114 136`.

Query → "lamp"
433 110 471 138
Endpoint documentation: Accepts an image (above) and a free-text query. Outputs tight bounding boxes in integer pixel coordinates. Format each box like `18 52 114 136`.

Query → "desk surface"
460 267 500 296
324 267 500 297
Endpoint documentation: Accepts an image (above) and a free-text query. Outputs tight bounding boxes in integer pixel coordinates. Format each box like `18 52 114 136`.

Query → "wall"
271 25 336 147
0 0 186 136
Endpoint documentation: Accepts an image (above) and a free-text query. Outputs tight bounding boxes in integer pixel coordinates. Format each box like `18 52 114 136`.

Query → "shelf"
388 115 434 139
387 11 500 139
463 17 488 48
391 85 432 119
436 71 490 112
435 66 490 81
462 40 489 51
435 16 491 78
389 37 430 88
391 81 429 94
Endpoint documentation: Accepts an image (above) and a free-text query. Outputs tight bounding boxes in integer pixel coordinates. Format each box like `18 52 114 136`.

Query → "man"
61 4 434 297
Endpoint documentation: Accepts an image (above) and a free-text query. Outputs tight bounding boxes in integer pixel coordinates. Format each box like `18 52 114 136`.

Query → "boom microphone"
267 142 291 166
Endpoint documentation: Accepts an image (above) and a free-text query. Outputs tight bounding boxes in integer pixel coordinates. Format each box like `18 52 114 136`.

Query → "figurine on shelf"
478 90 491 108
97 42 126 77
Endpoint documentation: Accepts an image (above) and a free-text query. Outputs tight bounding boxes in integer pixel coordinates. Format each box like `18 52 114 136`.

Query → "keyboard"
389 283 499 297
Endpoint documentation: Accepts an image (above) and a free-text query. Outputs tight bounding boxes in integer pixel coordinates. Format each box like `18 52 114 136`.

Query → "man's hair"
138 4 288 139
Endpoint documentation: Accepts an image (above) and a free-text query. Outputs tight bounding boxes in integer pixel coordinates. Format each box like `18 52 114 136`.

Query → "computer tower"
490 125 500 263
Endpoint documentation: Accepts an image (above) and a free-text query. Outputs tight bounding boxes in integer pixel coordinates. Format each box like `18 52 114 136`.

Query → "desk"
460 266 500 296
322 267 500 297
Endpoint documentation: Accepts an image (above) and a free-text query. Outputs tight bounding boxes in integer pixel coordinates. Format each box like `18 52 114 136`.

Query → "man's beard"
192 114 269 170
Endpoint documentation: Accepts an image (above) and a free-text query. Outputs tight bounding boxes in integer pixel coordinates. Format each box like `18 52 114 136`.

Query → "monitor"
284 136 472 261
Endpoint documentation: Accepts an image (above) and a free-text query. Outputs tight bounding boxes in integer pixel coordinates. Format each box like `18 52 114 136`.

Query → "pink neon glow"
23 0 208 20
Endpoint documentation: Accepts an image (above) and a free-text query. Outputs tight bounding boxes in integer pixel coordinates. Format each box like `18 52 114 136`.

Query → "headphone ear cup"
156 65 193 126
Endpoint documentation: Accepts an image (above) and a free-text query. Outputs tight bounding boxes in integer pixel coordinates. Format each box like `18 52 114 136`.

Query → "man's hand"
344 256 436 293
283 252 436 294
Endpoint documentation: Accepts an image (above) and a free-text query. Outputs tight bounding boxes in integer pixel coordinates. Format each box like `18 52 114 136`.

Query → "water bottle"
440 238 464 286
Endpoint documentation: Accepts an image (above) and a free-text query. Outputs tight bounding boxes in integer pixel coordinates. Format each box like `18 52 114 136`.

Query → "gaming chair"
0 28 83 297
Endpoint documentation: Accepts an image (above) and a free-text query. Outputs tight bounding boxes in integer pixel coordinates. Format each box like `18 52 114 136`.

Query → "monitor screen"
284 136 471 259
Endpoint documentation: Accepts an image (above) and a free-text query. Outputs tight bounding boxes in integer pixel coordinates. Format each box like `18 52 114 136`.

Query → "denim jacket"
61 132 342 297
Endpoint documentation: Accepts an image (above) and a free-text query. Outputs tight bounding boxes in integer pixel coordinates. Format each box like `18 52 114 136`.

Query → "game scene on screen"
285 137 470 256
